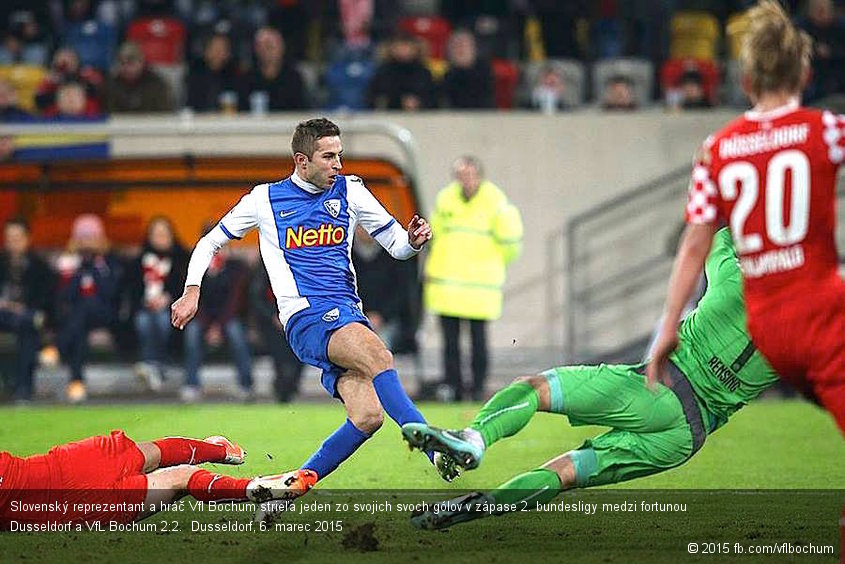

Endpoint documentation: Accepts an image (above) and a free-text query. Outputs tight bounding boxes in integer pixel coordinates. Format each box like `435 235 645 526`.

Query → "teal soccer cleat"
402 423 484 470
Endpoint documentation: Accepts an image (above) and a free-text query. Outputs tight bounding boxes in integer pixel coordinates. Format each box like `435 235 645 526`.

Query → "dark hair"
4 216 29 233
291 118 341 158
606 74 634 88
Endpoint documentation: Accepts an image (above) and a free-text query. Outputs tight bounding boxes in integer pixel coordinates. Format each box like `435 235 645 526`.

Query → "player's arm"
348 175 431 259
646 142 721 387
171 190 259 329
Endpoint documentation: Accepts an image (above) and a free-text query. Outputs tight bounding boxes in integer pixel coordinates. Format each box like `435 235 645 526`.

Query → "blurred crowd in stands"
0 215 421 404
0 0 843 122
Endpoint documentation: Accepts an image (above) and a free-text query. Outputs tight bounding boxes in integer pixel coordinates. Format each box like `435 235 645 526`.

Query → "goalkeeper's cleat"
246 469 317 503
410 491 492 530
203 436 246 465
433 452 460 483
402 423 484 470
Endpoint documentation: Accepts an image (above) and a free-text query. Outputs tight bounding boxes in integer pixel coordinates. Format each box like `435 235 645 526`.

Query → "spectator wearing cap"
186 33 239 113
439 29 495 109
55 214 122 403
238 27 307 113
104 41 175 113
366 32 435 110
35 47 104 115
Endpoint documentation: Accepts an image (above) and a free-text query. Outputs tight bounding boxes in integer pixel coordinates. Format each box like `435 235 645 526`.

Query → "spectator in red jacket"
35 47 103 116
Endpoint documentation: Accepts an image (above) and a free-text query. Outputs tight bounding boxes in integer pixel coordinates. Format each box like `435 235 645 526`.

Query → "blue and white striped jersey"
185 171 418 326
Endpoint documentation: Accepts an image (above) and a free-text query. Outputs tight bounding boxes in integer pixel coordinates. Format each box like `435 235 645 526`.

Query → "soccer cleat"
203 436 246 465
402 423 484 470
66 381 87 404
433 452 460 483
246 469 318 503
410 491 492 530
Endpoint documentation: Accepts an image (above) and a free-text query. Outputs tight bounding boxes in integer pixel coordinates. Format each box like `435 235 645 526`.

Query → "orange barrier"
0 156 419 250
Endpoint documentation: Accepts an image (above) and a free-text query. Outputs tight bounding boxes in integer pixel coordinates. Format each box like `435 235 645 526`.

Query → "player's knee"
513 375 545 389
359 347 393 376
351 408 384 434
512 374 552 411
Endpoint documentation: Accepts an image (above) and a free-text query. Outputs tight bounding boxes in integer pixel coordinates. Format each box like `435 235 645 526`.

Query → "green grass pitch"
1 400 842 563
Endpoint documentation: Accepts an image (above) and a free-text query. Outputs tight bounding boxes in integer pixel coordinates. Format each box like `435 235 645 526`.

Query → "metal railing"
565 167 693 363
565 167 845 364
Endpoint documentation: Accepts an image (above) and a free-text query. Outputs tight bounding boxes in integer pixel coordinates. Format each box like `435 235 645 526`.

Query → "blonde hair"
740 0 812 98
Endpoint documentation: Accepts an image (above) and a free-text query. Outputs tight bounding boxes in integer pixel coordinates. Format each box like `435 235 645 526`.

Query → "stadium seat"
726 11 751 60
491 59 519 109
0 65 47 112
592 58 654 108
522 59 586 108
63 20 118 70
660 58 720 106
669 11 720 61
399 16 451 59
126 17 187 65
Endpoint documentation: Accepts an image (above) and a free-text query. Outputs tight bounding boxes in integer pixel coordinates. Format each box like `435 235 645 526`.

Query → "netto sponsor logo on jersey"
707 356 741 392
285 223 346 249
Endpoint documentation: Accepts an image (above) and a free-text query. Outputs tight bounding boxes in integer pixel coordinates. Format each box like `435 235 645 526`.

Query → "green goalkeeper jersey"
669 228 780 431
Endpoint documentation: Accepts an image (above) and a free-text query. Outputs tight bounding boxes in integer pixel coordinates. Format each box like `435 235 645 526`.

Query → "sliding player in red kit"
0 431 315 529
648 0 845 434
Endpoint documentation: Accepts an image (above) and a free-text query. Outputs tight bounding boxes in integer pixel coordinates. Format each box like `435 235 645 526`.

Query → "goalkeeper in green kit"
403 228 780 529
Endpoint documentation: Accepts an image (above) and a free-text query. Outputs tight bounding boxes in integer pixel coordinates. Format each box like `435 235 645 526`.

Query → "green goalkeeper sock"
469 382 539 447
489 468 562 510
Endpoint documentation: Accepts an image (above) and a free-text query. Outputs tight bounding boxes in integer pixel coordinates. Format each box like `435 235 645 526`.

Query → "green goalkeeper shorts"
541 362 710 488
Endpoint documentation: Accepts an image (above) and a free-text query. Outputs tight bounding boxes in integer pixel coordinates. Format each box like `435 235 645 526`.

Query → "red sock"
187 469 250 502
153 437 226 467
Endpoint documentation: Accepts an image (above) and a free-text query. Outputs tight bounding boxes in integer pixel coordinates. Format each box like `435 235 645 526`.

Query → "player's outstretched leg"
138 436 246 473
140 466 317 520
403 376 547 470
411 454 573 530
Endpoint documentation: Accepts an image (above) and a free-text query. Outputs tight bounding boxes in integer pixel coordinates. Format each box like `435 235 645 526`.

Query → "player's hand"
171 287 199 330
408 214 432 249
645 332 678 391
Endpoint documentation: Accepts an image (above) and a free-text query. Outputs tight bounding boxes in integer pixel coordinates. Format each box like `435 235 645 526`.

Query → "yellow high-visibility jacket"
424 180 523 320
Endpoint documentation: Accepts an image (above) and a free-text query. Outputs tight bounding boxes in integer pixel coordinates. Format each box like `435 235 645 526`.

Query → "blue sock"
372 369 434 463
301 419 370 480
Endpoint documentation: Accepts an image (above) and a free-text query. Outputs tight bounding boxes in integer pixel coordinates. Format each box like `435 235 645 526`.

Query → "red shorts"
748 283 845 435
1 430 148 528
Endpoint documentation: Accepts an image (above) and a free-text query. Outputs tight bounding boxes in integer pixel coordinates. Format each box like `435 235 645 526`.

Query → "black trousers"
439 315 488 400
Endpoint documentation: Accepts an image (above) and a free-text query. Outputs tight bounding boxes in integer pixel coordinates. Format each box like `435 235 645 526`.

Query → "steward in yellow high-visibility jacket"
424 177 523 321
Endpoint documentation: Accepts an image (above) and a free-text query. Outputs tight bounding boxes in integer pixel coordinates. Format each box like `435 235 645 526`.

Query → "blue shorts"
284 298 372 399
